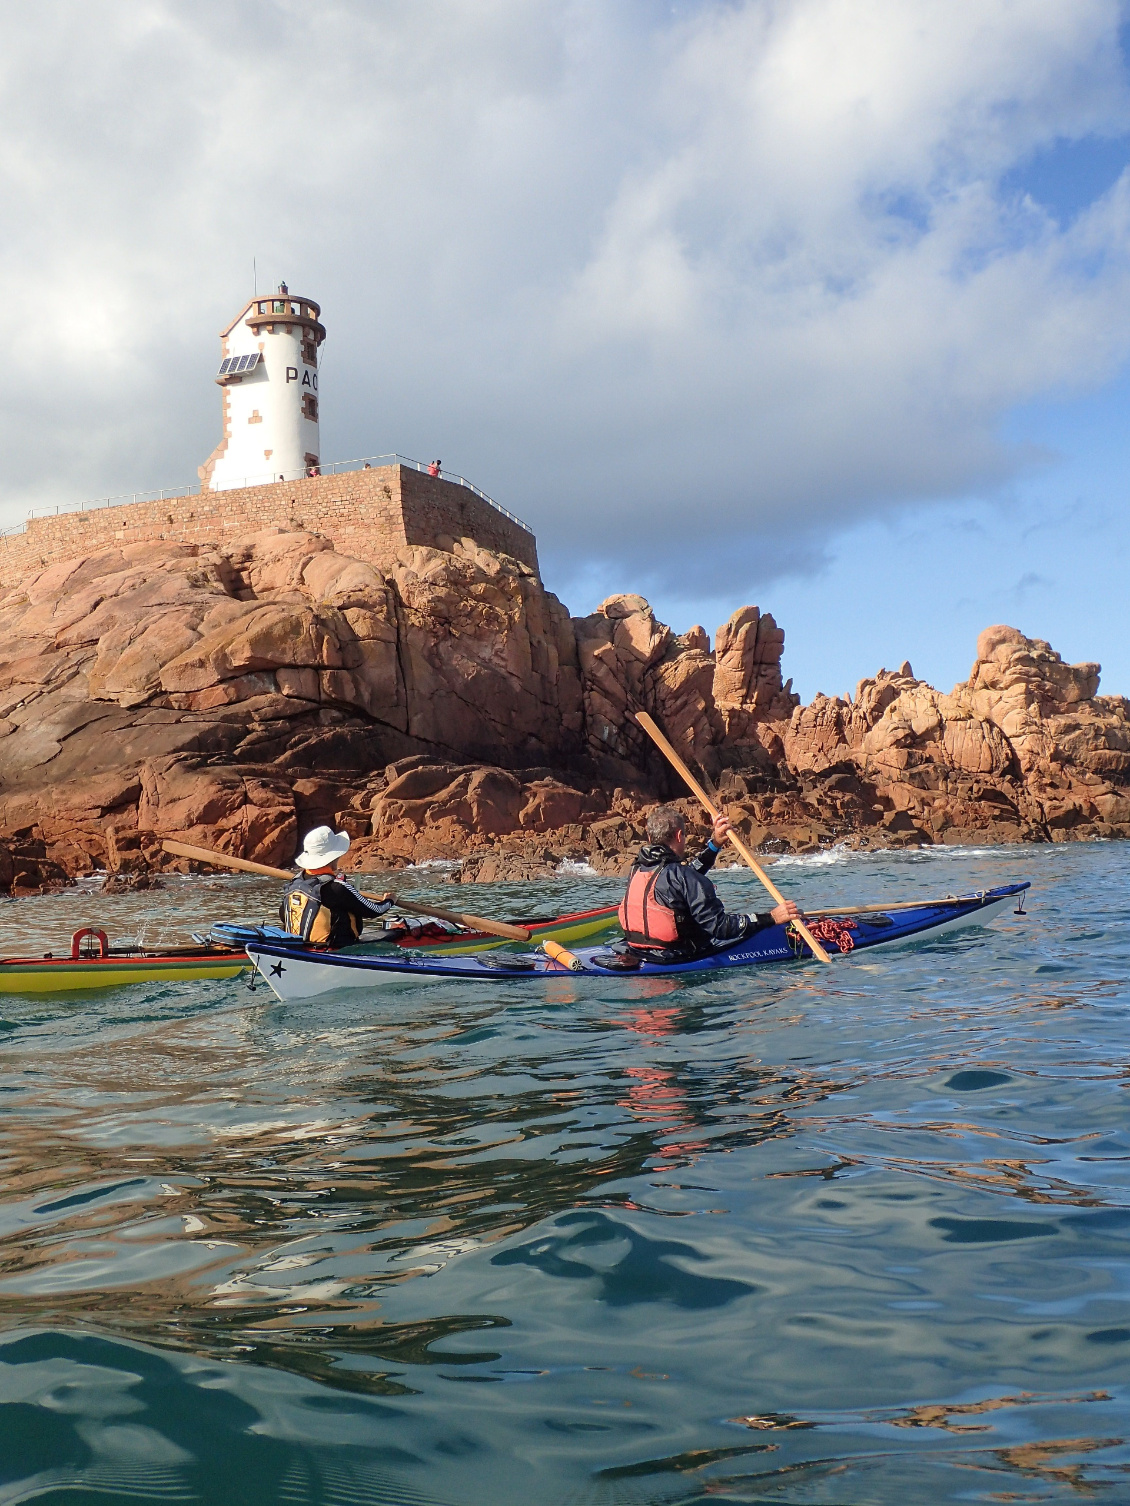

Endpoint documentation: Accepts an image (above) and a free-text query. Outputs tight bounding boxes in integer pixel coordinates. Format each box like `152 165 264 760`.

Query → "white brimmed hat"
294 825 351 871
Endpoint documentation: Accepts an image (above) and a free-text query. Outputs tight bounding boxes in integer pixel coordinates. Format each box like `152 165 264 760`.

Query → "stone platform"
0 464 538 590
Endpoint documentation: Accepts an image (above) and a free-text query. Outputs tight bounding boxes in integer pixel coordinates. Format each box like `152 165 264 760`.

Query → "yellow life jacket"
281 877 363 947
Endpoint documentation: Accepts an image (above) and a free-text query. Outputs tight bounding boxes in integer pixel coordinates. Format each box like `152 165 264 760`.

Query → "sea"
1 840 1128 1505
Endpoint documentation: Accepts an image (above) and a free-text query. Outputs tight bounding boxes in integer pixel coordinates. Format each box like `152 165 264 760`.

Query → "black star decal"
270 961 286 977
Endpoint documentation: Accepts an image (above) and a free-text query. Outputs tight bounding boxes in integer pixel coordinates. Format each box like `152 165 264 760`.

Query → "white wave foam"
769 841 1026 870
405 858 464 873
770 845 858 869
557 859 598 876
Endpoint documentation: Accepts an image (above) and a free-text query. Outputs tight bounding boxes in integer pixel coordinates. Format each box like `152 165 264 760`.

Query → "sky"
2 0 1130 702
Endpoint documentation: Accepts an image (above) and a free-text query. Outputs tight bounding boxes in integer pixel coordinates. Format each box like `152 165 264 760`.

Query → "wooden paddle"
160 839 532 942
634 713 833 965
808 898 975 917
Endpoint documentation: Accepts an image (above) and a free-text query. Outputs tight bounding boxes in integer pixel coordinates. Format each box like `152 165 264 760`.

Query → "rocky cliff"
2 528 1127 894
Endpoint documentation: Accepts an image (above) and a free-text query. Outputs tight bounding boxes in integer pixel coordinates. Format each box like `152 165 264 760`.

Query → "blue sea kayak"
227 883 1030 1001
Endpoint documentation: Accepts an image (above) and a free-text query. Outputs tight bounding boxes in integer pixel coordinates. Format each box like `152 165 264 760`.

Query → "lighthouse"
199 283 325 491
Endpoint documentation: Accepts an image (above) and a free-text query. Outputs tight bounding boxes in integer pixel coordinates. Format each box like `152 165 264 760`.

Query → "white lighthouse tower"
199 283 325 491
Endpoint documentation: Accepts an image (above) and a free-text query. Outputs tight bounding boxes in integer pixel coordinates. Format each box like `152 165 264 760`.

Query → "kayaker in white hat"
280 826 393 948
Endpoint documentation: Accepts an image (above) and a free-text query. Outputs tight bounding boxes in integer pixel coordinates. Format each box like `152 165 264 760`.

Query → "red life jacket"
618 867 680 949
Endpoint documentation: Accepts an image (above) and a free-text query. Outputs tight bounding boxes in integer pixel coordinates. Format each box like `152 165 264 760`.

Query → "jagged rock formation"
572 595 796 768
0 526 1127 894
776 626 1130 847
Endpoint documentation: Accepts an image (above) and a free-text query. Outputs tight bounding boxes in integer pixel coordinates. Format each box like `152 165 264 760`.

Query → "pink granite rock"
2 521 1129 892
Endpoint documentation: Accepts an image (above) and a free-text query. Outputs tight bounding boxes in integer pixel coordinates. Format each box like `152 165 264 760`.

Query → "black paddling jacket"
621 842 774 962
280 874 391 949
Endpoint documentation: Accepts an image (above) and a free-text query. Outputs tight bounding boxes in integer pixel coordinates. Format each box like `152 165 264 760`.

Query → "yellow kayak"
0 928 250 995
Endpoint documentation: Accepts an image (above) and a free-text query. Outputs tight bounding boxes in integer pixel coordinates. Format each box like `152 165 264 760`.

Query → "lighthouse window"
303 395 318 420
273 300 286 313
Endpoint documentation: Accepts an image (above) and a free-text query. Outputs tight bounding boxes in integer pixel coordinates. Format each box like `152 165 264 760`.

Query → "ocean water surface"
1 842 1128 1504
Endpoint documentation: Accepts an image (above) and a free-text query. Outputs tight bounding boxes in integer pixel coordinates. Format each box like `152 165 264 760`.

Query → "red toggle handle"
71 928 109 960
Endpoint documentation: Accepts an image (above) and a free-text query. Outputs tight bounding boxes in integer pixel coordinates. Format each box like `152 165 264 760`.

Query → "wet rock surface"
1 527 1128 893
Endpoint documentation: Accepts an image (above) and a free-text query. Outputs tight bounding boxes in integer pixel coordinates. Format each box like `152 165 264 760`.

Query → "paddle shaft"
807 898 978 917
634 713 833 965
160 840 532 942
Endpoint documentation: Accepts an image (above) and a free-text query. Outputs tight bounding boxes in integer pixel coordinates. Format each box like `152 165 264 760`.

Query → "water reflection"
0 988 847 1379
1 845 1129 1501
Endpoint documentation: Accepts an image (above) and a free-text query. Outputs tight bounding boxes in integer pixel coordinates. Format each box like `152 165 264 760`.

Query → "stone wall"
0 465 539 589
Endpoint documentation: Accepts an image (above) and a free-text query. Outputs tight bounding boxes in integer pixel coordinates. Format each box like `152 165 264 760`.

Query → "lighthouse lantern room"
200 283 325 491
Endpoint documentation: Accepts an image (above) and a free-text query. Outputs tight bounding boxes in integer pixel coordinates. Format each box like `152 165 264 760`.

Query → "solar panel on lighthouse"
216 352 261 377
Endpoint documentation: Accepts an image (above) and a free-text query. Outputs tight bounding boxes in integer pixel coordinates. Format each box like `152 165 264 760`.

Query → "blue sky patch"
1003 134 1130 224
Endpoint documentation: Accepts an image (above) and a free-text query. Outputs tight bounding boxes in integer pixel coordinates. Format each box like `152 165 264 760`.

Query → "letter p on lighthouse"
199 282 325 490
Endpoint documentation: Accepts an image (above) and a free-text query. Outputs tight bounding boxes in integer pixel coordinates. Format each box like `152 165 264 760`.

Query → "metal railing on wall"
0 452 534 541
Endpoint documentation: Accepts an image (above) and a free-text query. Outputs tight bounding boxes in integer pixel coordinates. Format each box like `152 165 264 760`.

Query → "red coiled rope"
799 918 858 953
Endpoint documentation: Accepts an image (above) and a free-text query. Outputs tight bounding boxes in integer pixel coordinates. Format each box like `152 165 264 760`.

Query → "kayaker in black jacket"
280 826 394 949
619 804 800 964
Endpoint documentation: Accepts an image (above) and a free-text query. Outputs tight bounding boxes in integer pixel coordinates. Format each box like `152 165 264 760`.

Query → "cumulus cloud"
2 0 1130 598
